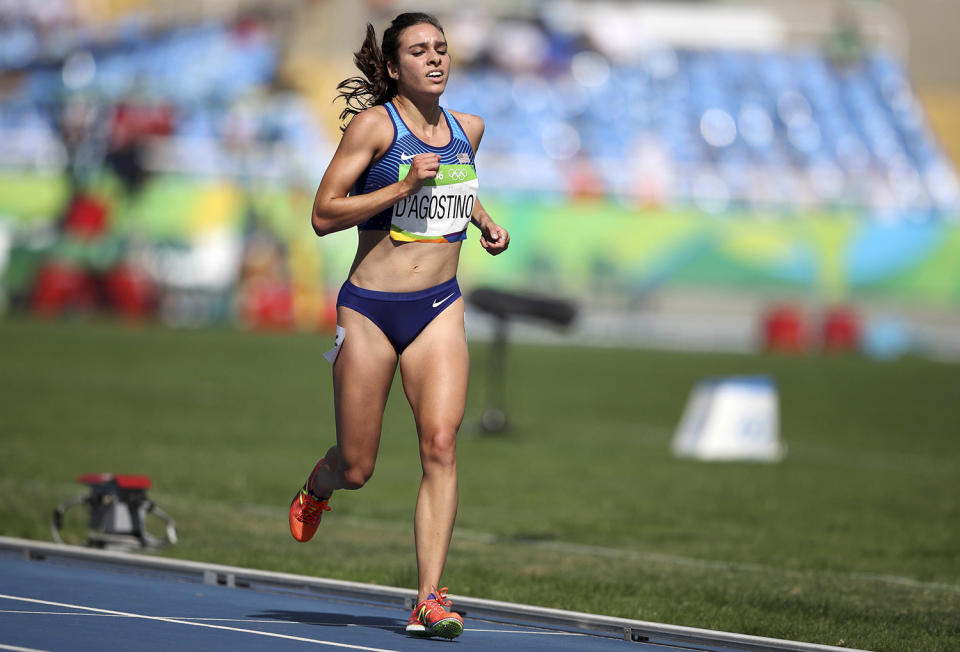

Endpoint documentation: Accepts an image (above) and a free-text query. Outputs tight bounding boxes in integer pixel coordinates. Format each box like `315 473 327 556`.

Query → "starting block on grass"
51 473 178 552
671 376 785 462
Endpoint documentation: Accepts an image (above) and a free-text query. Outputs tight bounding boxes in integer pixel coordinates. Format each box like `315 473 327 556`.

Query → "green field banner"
455 198 960 306
3 172 960 308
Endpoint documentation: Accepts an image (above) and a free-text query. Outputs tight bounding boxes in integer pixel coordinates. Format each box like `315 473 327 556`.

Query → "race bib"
390 164 478 243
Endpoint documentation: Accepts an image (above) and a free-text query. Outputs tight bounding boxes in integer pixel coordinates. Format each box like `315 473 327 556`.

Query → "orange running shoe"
288 459 331 543
405 587 463 639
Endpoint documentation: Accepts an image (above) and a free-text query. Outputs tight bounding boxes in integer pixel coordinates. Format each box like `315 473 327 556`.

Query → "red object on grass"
31 263 97 316
76 473 152 490
104 265 156 319
822 307 860 353
762 305 808 353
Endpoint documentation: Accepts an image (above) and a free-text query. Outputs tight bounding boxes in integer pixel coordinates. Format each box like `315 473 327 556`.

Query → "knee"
420 427 458 470
339 460 375 490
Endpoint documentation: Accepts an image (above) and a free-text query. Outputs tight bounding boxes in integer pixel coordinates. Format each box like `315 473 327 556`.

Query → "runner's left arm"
471 199 509 255
454 110 510 256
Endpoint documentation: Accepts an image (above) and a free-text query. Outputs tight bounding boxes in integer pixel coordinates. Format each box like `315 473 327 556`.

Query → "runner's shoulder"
447 110 483 151
448 110 483 133
342 106 394 148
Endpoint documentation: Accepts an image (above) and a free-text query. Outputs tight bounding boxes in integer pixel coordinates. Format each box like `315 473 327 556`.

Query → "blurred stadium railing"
1 0 959 356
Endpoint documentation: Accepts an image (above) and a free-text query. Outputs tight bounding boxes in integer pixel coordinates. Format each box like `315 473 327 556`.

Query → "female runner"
287 12 509 640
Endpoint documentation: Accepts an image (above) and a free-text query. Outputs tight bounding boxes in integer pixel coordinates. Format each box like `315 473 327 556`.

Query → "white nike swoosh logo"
400 153 418 161
432 293 456 308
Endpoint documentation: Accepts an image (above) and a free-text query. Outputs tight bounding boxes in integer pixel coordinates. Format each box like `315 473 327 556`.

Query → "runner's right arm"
312 108 439 237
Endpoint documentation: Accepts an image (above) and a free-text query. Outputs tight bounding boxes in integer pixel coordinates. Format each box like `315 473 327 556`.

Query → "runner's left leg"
398 298 468 603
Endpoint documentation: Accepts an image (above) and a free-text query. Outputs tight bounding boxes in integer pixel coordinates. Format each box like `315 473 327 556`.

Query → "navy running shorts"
336 277 461 353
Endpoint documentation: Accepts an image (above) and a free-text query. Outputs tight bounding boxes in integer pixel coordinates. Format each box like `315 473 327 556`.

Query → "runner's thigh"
333 306 399 463
398 299 469 435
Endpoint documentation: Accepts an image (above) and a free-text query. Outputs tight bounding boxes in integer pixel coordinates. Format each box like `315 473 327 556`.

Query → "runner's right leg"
289 305 398 542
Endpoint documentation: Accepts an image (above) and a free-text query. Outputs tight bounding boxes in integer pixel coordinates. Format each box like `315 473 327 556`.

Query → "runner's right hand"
401 153 441 195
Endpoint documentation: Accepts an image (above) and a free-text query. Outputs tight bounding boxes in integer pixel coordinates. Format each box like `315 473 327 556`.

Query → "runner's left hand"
480 223 509 255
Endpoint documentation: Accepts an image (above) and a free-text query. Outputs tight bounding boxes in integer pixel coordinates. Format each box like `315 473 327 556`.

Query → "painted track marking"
1 609 589 637
465 629 585 636
0 594 398 652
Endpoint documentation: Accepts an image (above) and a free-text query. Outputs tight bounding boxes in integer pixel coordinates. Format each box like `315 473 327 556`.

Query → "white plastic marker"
672 375 784 462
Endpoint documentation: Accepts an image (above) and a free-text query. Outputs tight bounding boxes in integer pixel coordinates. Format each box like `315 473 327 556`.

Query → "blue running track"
0 538 860 652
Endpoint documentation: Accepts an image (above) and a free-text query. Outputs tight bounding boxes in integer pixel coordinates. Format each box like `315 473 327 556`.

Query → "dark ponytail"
335 13 445 131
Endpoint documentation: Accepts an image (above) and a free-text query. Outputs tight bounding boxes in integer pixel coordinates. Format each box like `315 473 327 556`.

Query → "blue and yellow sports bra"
355 102 478 243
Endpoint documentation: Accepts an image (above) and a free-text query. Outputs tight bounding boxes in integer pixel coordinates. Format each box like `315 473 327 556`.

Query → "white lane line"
465 629 584 636
0 594 398 652
0 645 52 652
0 607 589 639
0 611 306 624
1 611 134 617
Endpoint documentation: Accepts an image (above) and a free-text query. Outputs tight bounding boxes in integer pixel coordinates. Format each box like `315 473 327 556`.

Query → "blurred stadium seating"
435 4 959 218
0 0 958 352
3 2 955 210
446 48 959 216
0 5 330 182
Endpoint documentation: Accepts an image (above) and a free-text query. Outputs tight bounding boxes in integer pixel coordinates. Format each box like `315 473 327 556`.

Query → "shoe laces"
296 490 330 524
427 586 453 609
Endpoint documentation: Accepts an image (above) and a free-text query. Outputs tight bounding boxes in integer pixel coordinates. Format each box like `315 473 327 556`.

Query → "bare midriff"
346 229 463 292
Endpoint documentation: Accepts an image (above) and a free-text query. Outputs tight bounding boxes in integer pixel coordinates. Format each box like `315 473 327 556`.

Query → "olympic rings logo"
446 168 469 182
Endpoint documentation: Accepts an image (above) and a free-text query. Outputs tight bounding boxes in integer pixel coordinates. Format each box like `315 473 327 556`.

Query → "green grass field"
1 317 957 651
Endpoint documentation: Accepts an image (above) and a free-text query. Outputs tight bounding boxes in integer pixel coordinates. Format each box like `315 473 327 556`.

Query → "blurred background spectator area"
1 0 959 354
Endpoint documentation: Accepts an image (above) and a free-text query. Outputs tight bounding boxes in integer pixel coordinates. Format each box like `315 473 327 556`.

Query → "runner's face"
389 24 449 97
